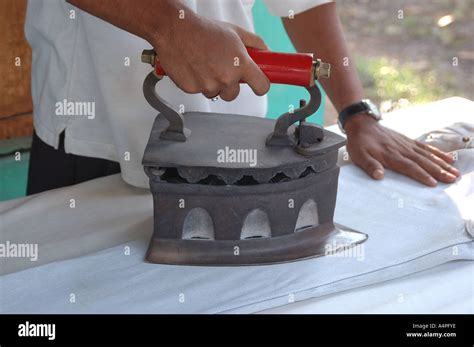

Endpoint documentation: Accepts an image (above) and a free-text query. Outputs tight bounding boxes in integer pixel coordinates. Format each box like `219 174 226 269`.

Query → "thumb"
232 25 269 50
355 153 385 180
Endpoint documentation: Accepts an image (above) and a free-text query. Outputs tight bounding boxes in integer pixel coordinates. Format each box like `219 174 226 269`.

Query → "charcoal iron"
141 48 367 265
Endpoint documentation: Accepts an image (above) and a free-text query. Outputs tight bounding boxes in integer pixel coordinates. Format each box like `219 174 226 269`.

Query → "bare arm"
283 3 459 186
67 0 270 100
67 0 176 45
283 2 362 113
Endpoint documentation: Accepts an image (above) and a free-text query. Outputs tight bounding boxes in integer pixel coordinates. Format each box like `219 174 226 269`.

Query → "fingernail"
373 169 384 180
428 177 437 186
446 172 457 181
448 167 460 176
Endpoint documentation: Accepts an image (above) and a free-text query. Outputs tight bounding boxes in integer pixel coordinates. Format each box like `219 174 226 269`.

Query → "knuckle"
391 156 409 168
221 93 238 102
219 85 237 101
220 75 238 88
381 142 397 153
254 88 266 96
241 58 256 71
256 81 270 96
181 85 200 94
202 84 219 95
381 150 397 163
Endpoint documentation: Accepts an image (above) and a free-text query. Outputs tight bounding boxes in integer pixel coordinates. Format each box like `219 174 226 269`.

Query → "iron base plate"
145 222 367 266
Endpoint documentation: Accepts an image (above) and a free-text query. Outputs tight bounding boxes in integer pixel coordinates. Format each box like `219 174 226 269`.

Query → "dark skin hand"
344 115 459 186
283 3 459 186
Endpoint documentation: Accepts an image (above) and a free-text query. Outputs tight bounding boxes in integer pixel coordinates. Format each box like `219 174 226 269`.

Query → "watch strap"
338 102 370 130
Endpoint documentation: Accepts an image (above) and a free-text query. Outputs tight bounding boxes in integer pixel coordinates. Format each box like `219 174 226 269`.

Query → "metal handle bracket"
143 72 190 142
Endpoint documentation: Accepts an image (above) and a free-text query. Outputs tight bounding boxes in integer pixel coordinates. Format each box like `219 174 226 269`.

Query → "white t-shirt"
25 0 330 188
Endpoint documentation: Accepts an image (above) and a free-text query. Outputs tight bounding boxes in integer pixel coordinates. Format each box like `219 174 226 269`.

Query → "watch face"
363 99 382 119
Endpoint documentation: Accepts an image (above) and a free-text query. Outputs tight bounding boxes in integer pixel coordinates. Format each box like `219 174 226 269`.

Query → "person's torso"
25 0 267 188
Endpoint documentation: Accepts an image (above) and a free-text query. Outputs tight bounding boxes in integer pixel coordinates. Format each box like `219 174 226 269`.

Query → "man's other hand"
345 114 460 186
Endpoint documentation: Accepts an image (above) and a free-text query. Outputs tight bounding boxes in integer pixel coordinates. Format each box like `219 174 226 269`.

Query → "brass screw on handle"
314 59 331 79
141 49 156 66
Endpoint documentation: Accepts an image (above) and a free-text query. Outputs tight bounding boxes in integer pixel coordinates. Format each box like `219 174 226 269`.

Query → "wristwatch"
338 99 382 133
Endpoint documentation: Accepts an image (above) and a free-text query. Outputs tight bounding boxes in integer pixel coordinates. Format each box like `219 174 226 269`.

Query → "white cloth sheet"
0 97 473 313
262 261 474 313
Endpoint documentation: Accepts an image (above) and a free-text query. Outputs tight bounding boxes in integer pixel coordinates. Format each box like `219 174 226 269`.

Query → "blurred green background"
0 138 30 201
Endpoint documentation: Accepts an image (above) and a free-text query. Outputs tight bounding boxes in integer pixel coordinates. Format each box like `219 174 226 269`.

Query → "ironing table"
0 97 473 314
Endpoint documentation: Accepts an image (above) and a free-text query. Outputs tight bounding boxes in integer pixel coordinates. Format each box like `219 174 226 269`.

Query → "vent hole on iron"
158 167 189 183
241 209 271 240
197 174 226 185
299 166 317 178
182 208 215 241
235 175 259 186
269 172 291 183
294 199 319 232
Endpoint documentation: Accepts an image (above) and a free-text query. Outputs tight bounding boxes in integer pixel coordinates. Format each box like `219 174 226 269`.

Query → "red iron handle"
246 48 315 87
142 48 330 88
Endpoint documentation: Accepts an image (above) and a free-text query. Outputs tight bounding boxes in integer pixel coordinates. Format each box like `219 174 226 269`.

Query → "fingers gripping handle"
141 48 330 152
141 48 330 87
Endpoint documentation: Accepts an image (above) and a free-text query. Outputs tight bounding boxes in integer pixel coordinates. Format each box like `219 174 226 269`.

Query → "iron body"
142 60 367 265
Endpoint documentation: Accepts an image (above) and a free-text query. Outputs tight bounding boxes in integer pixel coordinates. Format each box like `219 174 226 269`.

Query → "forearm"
67 0 190 47
283 2 364 113
67 0 269 100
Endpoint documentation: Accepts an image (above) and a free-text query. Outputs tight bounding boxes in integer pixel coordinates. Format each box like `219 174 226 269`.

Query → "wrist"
344 112 378 134
144 0 194 50
338 99 381 134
